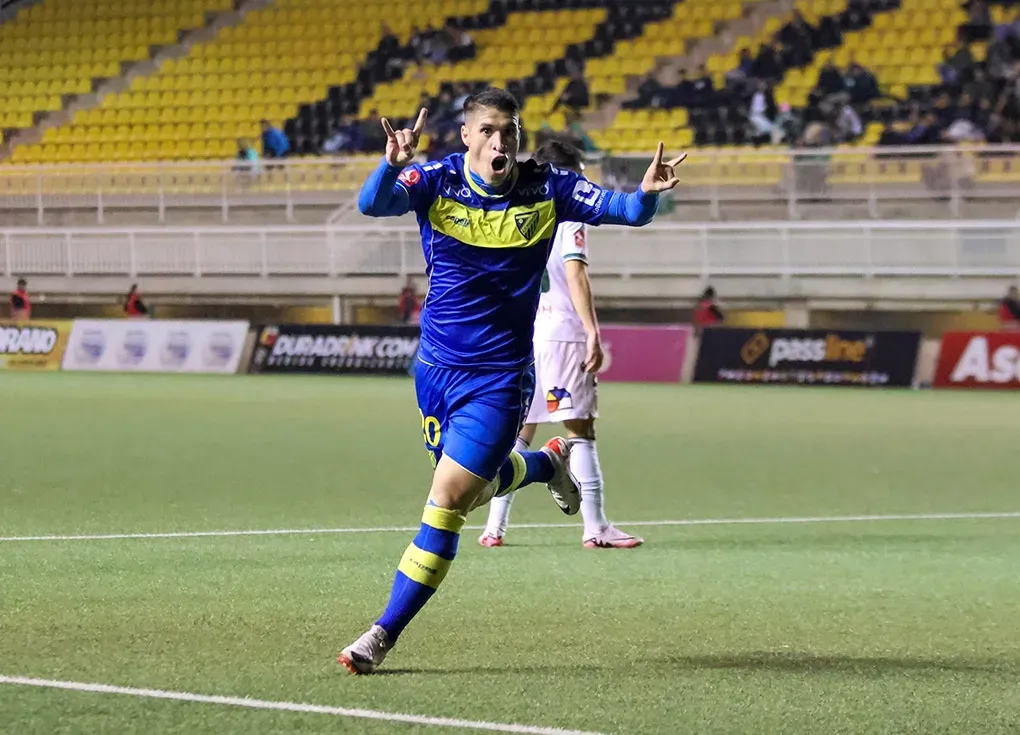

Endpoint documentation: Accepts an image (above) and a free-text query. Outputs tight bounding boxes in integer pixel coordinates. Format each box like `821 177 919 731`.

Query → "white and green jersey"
533 221 589 344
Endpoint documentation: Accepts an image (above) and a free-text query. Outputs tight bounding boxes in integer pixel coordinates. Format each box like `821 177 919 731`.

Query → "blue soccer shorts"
414 361 536 481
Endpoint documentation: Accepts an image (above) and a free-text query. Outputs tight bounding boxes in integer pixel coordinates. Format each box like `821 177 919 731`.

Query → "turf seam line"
2 512 1019 543
0 675 610 735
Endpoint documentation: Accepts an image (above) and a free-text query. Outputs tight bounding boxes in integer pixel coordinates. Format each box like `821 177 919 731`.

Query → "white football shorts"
525 340 598 425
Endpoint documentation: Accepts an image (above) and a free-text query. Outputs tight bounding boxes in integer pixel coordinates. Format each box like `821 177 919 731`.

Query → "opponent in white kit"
479 137 643 550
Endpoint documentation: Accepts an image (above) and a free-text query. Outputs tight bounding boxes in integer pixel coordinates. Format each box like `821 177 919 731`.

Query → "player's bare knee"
563 418 596 440
428 455 490 514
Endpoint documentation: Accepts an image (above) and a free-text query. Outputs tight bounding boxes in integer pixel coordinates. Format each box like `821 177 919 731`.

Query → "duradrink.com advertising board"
61 320 250 374
249 324 420 376
694 328 922 387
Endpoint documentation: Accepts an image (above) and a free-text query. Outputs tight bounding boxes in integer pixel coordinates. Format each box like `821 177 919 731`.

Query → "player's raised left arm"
357 109 428 217
600 143 686 227
554 142 686 228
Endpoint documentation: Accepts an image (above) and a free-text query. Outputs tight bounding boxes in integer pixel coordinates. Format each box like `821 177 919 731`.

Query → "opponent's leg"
563 418 643 550
480 433 532 546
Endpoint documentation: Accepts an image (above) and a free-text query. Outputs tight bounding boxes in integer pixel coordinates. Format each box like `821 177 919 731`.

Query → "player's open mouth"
491 155 509 173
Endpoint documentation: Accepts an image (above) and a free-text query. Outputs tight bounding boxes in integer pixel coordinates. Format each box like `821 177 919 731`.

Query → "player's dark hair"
463 87 520 118
534 137 584 171
16 278 26 288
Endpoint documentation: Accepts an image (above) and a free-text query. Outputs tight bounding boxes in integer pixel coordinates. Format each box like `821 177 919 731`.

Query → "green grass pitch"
2 373 1019 734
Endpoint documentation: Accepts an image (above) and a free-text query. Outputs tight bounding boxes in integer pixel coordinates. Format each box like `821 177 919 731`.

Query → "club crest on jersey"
514 211 540 240
546 387 573 412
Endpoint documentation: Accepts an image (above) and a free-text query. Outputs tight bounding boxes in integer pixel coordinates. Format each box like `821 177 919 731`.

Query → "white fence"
3 145 1020 224
1 221 1018 281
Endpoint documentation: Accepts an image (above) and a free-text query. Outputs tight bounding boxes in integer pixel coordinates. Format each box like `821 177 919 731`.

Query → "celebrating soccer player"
479 137 642 550
339 88 685 674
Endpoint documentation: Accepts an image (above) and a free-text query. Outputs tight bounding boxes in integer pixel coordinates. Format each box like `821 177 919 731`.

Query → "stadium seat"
360 7 608 122
589 0 774 153
0 0 230 152
14 0 482 163
774 0 962 109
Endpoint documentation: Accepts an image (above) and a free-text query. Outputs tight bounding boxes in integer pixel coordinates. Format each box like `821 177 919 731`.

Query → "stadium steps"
287 0 505 154
0 0 239 163
581 0 791 152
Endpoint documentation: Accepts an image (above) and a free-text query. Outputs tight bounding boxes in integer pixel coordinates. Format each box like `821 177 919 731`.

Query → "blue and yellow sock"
493 449 555 497
375 504 466 641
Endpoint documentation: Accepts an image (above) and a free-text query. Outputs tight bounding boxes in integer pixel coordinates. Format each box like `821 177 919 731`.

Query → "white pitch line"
2 511 1020 544
0 675 609 735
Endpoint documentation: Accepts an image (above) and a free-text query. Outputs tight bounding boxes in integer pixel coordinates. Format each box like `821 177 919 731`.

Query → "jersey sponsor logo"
441 184 472 198
517 182 551 197
445 214 471 228
398 168 422 187
545 387 573 412
514 210 540 239
573 229 586 249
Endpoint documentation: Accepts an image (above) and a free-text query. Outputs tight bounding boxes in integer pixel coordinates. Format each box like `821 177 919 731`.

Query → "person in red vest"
693 285 724 334
124 284 150 318
1001 285 1020 330
10 278 30 322
398 277 420 324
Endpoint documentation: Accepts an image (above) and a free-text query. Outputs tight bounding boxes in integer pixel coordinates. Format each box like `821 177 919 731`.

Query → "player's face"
461 108 520 185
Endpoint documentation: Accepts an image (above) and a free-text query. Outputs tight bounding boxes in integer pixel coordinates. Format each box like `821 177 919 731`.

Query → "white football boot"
337 624 392 675
541 437 581 515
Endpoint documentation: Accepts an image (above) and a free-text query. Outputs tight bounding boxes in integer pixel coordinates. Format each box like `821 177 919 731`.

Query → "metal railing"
2 145 1020 225
2 220 1017 282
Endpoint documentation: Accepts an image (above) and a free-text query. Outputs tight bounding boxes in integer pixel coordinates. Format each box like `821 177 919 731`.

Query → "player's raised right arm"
357 109 428 217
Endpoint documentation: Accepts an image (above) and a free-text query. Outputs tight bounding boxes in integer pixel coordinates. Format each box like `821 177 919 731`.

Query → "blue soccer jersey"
392 153 613 370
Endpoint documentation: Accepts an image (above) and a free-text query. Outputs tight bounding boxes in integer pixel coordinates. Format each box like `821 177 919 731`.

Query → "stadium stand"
1 0 230 153
11 0 495 164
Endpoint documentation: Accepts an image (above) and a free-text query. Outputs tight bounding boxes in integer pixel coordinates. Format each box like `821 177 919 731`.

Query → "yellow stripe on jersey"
397 543 453 588
464 152 520 199
428 197 557 249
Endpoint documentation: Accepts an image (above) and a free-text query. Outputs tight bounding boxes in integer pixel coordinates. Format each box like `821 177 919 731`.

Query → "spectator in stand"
9 278 29 322
691 64 716 108
398 277 420 325
555 68 591 113
845 62 880 105
358 109 387 153
960 0 993 43
563 109 599 152
748 80 782 143
939 43 974 86
835 101 863 142
260 120 290 158
778 10 817 52
378 23 400 60
235 138 259 172
840 0 874 32
447 22 476 63
752 43 782 81
693 286 724 335
815 60 846 102
905 111 944 144
321 115 362 154
124 284 149 319
1000 285 1020 330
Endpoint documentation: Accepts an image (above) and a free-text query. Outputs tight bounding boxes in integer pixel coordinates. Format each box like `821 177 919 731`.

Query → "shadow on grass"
371 651 1020 677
